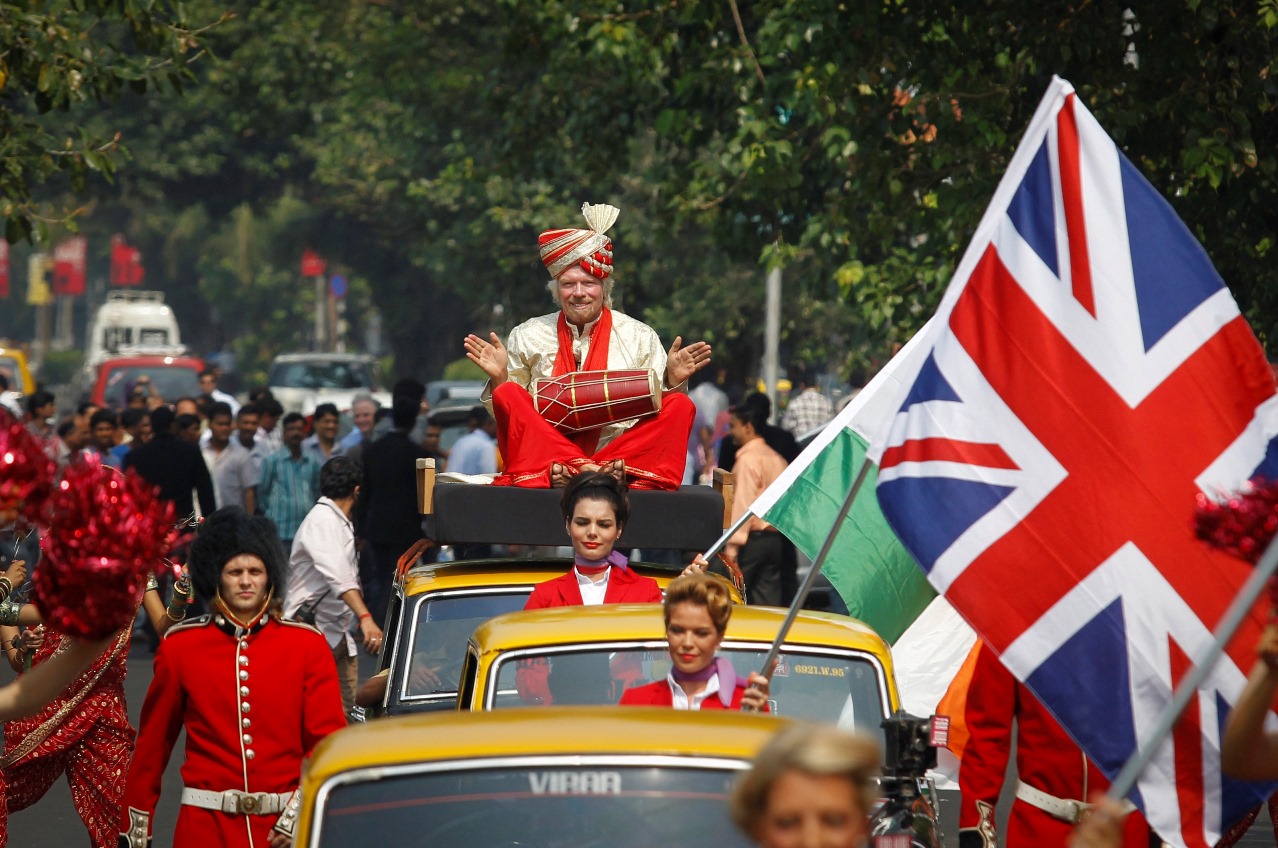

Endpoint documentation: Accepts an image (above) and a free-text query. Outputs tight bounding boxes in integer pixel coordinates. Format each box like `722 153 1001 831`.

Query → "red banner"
0 240 8 299
110 234 145 286
52 236 87 296
301 249 326 277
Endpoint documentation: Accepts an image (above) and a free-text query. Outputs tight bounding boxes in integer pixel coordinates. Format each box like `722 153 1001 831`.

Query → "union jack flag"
872 77 1278 846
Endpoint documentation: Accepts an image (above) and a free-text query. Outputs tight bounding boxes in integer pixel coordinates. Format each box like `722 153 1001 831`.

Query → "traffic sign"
330 274 348 299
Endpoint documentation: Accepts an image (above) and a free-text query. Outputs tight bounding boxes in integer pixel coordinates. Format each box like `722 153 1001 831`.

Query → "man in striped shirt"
258 412 321 554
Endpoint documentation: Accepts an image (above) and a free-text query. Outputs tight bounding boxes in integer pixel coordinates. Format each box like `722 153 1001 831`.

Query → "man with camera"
283 456 381 718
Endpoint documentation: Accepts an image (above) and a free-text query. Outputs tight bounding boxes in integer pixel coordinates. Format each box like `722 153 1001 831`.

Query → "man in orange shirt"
725 397 795 606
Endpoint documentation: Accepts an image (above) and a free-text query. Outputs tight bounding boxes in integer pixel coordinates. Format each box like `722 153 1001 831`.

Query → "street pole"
763 265 781 421
314 275 326 352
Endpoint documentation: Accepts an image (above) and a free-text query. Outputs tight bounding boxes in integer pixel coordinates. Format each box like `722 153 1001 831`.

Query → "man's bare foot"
601 459 626 483
550 463 574 488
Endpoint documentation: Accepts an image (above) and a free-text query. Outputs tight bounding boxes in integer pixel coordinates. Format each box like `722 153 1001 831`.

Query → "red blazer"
524 566 662 609
620 678 759 711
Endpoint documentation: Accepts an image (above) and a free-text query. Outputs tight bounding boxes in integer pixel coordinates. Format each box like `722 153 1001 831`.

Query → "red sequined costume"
119 612 346 848
957 641 1158 847
2 627 133 848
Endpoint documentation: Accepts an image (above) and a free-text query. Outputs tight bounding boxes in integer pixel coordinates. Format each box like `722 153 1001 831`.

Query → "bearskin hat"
187 507 286 603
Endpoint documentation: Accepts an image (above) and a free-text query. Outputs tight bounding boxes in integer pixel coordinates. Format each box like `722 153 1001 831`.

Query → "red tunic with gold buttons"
957 641 1157 848
120 612 346 848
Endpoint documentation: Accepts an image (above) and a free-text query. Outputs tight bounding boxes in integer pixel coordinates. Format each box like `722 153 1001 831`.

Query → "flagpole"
699 512 755 564
746 458 872 706
1106 533 1278 802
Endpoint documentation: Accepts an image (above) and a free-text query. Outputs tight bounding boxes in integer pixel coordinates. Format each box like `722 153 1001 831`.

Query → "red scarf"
554 308 613 454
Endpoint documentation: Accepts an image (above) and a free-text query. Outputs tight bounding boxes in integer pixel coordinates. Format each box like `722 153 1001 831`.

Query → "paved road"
7 644 1276 847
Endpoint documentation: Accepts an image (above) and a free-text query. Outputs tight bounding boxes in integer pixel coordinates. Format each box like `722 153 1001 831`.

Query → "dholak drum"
532 369 662 433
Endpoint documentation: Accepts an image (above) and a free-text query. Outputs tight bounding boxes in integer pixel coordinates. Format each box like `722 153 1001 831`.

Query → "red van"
89 354 206 410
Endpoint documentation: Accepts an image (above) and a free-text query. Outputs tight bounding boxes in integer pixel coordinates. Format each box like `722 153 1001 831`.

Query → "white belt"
1015 781 1136 824
181 787 289 816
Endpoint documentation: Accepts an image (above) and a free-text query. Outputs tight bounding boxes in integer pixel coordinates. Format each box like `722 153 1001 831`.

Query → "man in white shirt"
200 402 258 513
198 369 240 416
283 456 381 717
448 406 498 475
0 373 22 418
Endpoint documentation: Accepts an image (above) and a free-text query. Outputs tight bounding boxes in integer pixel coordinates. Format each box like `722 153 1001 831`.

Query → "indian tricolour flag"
744 320 976 724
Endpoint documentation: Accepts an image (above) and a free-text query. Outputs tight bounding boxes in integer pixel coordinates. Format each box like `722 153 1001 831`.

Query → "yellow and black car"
293 708 786 848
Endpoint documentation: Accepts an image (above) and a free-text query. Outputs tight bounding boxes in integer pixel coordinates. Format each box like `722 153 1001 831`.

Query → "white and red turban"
538 202 620 280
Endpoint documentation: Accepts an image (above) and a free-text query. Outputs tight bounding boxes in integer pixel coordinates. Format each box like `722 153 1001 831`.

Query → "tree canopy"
4 0 1276 388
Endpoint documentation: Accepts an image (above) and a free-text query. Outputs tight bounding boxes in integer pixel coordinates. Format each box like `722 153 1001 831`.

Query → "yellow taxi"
293 707 785 848
0 343 35 396
375 560 740 716
456 603 899 742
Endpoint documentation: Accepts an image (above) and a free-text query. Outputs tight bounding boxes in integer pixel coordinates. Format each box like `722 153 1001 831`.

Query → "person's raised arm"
664 336 712 391
1222 623 1278 780
0 635 113 721
464 333 510 387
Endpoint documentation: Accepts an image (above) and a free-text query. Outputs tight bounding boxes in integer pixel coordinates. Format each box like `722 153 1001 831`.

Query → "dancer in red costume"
1 569 190 848
464 201 711 490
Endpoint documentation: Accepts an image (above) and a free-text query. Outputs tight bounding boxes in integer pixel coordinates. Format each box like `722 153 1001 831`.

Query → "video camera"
868 710 947 848
882 710 941 778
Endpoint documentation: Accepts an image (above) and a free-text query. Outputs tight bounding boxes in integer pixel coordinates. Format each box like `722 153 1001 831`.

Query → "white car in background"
266 352 392 417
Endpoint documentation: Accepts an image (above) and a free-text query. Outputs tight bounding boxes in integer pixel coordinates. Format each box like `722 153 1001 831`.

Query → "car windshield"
103 365 200 408
269 360 371 390
490 646 888 741
401 592 530 702
0 357 22 389
316 762 755 848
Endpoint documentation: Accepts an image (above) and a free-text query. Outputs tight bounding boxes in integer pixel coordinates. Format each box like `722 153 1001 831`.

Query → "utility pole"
314 274 327 352
763 265 781 421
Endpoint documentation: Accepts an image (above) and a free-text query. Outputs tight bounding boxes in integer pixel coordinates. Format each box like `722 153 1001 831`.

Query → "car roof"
303 707 785 782
97 355 203 367
470 603 893 662
270 352 375 363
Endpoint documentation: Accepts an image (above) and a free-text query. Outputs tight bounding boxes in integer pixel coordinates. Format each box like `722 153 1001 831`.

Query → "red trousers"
492 382 694 490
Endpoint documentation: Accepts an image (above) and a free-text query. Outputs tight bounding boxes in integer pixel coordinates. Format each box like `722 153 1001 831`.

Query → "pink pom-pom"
1194 479 1278 566
0 408 55 530
34 458 176 639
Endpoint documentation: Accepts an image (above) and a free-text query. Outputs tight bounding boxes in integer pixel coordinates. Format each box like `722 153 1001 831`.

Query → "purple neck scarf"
672 656 736 707
574 550 629 574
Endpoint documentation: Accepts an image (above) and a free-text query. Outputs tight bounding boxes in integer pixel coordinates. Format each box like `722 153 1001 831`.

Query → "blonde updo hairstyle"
730 723 882 839
662 572 733 636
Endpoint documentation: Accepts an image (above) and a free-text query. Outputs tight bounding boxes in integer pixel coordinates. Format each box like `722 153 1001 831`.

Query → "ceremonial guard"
464 201 711 490
119 508 346 848
957 641 1161 847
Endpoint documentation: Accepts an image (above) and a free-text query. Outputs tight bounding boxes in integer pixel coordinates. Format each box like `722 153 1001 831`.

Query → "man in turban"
464 202 711 490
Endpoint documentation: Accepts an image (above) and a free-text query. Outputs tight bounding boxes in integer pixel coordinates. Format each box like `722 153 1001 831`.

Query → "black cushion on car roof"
424 484 724 551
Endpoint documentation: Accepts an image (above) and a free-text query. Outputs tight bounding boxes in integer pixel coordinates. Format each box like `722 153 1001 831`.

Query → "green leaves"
0 0 222 240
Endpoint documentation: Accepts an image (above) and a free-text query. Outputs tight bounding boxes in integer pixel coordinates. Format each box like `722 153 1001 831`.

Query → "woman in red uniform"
517 473 661 704
523 472 662 609
619 572 768 710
